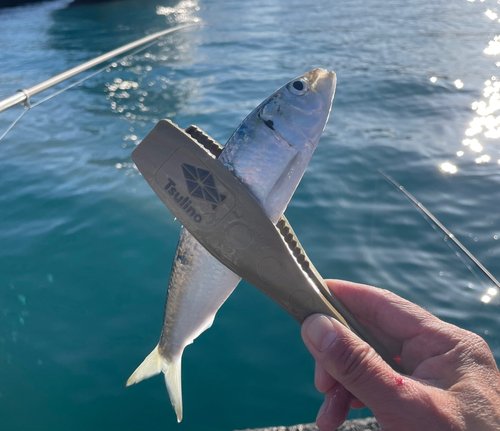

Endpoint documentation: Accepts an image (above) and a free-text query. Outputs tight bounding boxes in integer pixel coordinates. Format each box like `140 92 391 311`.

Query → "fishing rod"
379 170 500 292
0 23 198 115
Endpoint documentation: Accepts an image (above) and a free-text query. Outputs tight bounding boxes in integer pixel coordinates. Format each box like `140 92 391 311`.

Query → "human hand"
301 280 500 431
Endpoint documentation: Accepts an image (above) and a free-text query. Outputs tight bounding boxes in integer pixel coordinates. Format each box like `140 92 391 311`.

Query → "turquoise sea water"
1 0 499 430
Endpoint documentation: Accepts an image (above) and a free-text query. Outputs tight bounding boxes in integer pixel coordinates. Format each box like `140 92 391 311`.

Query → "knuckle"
329 338 374 386
453 329 496 368
465 332 493 360
461 330 488 353
470 333 490 353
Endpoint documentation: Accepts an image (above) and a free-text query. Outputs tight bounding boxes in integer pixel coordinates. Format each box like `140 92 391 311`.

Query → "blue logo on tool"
182 164 226 210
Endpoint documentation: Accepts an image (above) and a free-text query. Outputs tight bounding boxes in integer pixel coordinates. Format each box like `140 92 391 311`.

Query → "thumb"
302 314 406 410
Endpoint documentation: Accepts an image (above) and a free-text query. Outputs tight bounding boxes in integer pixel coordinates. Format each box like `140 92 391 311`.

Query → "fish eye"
288 79 308 96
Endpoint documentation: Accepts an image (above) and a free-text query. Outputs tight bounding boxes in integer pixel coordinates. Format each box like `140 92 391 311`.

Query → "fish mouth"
306 68 337 106
299 68 336 121
306 68 334 82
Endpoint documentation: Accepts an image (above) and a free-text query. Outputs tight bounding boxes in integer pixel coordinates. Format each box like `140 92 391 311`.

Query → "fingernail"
306 315 338 352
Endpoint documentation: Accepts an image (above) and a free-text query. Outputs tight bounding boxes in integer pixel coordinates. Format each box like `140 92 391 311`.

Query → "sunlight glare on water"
0 0 499 430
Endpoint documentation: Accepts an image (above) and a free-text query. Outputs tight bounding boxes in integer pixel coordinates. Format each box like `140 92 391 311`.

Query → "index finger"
327 279 442 341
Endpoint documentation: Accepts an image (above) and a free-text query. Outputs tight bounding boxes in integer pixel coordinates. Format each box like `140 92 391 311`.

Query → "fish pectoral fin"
126 345 163 387
126 345 184 423
264 151 304 223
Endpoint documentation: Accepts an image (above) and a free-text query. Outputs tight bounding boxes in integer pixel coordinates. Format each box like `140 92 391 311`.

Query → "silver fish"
126 68 336 422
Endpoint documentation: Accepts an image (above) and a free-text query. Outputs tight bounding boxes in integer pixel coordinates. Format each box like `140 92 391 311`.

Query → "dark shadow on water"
48 0 181 52
0 0 55 8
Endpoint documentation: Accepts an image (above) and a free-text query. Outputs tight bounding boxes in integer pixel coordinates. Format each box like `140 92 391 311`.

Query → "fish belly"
158 228 241 360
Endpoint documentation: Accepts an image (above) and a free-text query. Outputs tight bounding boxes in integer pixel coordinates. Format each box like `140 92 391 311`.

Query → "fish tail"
163 355 183 423
126 345 163 386
126 345 184 422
